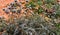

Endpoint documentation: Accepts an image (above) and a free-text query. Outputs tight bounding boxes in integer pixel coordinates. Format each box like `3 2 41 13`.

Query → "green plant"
1 0 60 35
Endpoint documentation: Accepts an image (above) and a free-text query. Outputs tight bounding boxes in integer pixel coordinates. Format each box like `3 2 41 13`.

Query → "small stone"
26 0 29 2
14 0 17 2
11 9 17 13
2 8 5 11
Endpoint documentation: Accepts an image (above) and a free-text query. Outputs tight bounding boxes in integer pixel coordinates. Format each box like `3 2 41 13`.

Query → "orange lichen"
0 0 14 20
0 0 26 20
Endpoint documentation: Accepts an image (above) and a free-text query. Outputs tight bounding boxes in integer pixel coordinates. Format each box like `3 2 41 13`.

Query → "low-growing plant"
1 0 60 35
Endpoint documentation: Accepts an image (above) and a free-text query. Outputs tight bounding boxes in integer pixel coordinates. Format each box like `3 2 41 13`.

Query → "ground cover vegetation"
0 0 60 35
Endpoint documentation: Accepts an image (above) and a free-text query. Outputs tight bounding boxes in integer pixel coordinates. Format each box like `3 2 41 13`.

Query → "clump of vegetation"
1 0 60 35
0 13 58 35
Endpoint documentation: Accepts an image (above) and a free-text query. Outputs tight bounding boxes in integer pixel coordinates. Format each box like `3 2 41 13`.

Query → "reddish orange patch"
0 0 26 20
0 0 14 20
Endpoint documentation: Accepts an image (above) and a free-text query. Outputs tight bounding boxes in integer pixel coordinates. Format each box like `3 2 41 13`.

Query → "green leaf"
45 0 55 4
29 2 36 8
46 3 53 9
37 1 43 5
37 7 44 14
